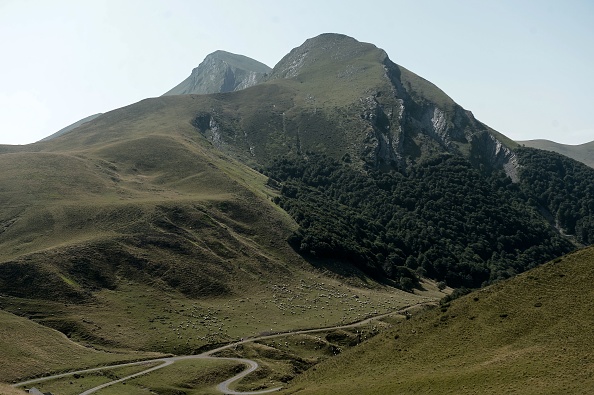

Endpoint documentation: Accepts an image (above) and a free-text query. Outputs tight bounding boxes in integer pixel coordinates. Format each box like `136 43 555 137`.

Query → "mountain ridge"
182 33 519 177
519 138 594 168
39 113 103 142
36 51 271 145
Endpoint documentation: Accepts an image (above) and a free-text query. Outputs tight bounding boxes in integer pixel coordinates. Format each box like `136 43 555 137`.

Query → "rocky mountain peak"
163 50 271 96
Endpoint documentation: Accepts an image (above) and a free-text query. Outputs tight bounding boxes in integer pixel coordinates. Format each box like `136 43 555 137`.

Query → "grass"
0 95 444 380
0 384 25 395
2 276 441 357
96 359 241 395
0 310 159 383
16 362 163 395
0 132 443 380
398 64 457 113
282 246 594 394
22 374 114 395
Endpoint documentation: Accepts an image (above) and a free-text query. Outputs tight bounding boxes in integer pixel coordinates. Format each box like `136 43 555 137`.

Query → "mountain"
1 33 594 386
36 50 271 144
2 32 592 306
181 33 592 287
287 246 594 394
519 139 594 168
0 92 441 384
191 33 518 175
163 50 271 96
37 51 270 144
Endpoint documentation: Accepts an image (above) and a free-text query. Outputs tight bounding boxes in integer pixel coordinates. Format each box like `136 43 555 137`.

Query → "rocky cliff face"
163 50 271 96
362 53 519 176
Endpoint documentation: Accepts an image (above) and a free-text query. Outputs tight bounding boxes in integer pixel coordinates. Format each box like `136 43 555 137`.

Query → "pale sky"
1 0 593 146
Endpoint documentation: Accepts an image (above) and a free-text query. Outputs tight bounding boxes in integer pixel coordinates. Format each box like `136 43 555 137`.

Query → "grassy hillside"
0 309 157 383
520 139 594 168
0 91 440 382
285 246 594 394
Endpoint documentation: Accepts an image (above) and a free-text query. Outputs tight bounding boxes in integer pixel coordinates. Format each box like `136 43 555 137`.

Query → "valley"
12 299 435 394
4 276 443 394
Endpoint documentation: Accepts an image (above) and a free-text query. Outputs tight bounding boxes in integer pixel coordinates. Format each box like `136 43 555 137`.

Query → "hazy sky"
1 0 593 145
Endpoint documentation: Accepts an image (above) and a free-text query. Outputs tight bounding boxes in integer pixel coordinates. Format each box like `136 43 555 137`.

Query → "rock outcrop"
163 50 271 96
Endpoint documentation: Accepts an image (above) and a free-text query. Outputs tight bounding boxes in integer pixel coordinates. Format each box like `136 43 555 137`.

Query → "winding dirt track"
14 302 432 394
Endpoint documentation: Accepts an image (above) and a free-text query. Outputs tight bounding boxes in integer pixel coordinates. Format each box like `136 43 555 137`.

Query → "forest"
264 148 588 290
516 147 594 245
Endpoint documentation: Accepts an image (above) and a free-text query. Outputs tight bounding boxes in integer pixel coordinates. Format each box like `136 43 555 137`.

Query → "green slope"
287 246 594 394
0 90 438 382
0 309 156 383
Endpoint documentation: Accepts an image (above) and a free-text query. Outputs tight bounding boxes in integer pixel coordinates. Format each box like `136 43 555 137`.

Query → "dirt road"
14 302 433 394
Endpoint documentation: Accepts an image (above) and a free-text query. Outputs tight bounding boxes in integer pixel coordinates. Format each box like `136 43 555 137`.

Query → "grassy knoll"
283 246 594 394
0 310 158 383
